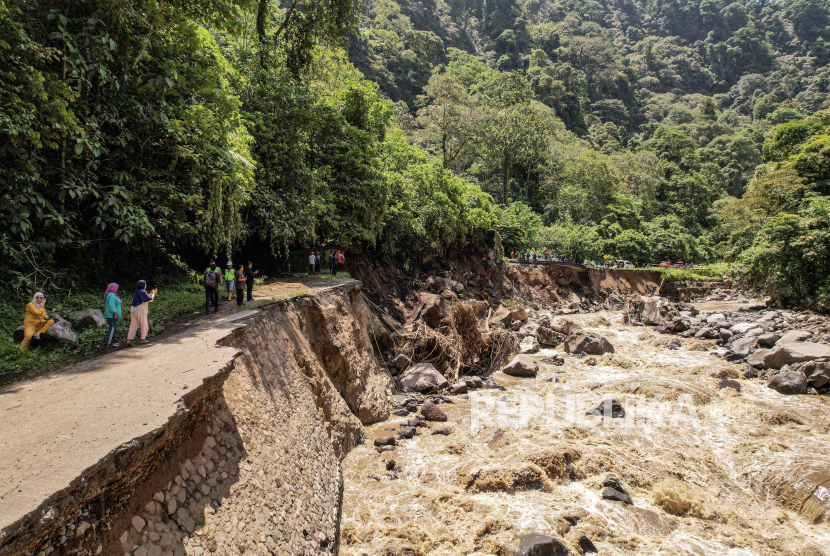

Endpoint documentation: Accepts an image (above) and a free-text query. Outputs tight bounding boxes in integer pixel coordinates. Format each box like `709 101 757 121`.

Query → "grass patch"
657 264 728 283
269 271 351 284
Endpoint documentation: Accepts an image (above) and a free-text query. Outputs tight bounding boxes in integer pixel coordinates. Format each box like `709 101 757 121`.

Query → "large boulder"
800 361 830 388
564 333 614 355
15 319 79 349
68 308 107 330
43 319 79 349
537 326 565 347
420 401 448 422
756 334 780 348
636 296 675 325
519 336 540 354
775 330 812 345
399 363 448 393
518 321 540 337
763 342 830 369
731 336 758 351
730 323 755 334
550 319 582 336
514 534 569 556
503 354 539 377
747 349 771 367
767 371 808 395
509 306 528 323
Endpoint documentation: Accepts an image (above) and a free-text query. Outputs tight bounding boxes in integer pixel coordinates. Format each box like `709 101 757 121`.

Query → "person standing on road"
19 292 55 350
103 283 122 348
337 251 345 274
309 252 316 275
328 251 335 275
204 260 222 315
235 264 246 306
127 280 156 347
245 262 258 302
224 261 235 301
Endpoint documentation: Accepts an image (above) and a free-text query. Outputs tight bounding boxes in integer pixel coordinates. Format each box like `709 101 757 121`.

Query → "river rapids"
340 301 830 556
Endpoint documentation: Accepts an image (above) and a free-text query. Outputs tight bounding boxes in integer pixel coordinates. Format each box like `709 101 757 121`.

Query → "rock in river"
503 354 539 377
564 333 614 355
514 534 569 556
587 398 625 418
601 486 633 504
420 401 448 422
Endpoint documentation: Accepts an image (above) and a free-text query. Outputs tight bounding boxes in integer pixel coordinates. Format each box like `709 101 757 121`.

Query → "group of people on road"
511 251 569 263
309 251 345 276
20 250 347 351
203 260 259 313
19 281 158 350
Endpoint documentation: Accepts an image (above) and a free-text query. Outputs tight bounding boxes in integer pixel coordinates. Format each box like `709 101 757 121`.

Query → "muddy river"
340 303 830 555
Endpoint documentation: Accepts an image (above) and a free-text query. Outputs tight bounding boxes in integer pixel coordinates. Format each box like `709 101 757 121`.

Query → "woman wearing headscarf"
126 280 157 347
103 283 122 348
20 292 55 350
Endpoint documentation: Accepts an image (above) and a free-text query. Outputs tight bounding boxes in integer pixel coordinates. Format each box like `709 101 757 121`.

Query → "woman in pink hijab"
103 283 122 347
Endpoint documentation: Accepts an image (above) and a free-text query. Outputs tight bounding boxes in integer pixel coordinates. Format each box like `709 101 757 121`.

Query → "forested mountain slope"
347 0 830 309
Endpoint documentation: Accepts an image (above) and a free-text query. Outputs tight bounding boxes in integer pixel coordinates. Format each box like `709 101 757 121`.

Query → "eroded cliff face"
0 281 392 556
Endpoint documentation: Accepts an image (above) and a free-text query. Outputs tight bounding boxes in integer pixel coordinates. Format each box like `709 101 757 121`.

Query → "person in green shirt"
224 261 235 301
103 283 122 347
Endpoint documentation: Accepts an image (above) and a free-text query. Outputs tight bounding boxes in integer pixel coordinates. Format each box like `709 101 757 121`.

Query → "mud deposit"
341 304 830 556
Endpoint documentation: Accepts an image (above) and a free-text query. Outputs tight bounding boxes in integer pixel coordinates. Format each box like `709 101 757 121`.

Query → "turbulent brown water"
340 302 830 556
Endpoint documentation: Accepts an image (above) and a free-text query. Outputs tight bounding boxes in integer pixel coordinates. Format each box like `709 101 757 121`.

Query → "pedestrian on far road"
245 262 258 302
309 252 316 275
19 292 55 350
203 260 222 315
235 264 246 306
103 283 122 348
338 251 345 274
224 261 235 301
127 280 156 347
328 251 335 275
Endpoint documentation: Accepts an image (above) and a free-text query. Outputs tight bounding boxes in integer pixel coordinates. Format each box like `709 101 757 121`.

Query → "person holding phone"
19 292 55 350
126 280 156 346
244 261 259 301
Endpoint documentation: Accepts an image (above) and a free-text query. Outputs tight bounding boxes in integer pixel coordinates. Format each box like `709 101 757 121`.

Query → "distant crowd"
308 250 345 276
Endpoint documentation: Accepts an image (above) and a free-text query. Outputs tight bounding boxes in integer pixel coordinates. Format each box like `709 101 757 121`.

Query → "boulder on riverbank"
398 363 448 393
762 342 830 369
767 370 808 395
564 333 614 355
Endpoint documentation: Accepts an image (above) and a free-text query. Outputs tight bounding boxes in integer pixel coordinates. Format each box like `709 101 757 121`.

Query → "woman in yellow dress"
20 292 55 350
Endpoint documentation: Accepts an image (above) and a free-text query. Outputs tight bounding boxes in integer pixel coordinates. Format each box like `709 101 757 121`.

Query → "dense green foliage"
2 0 830 317
724 111 830 311
350 0 830 268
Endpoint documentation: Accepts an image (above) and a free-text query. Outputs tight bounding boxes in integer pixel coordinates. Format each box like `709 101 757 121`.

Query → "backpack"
204 269 217 289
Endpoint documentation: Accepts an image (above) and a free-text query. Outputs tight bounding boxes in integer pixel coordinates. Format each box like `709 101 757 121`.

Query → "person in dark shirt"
234 264 246 306
244 262 259 302
203 260 222 315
